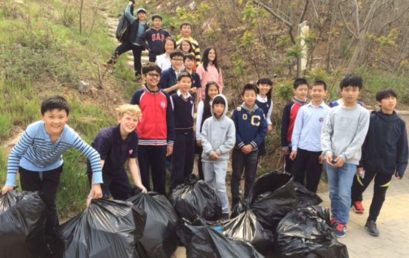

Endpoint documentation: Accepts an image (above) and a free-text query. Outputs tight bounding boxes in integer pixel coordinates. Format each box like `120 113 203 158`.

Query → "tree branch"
252 0 293 27
299 0 310 23
337 0 358 39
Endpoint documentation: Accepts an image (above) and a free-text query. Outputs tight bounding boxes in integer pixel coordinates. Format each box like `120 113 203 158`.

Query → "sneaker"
330 216 338 228
353 201 364 214
365 220 379 237
335 223 347 238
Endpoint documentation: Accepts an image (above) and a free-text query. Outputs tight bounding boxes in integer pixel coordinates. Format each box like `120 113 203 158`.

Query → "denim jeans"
203 160 229 214
325 162 357 224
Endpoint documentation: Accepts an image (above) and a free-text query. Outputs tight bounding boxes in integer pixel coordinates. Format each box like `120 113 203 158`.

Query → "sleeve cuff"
250 141 257 149
167 141 174 145
237 142 245 149
5 174 17 187
91 172 103 184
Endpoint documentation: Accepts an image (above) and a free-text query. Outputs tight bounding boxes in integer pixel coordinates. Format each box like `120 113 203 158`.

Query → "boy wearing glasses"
159 50 185 94
131 63 175 195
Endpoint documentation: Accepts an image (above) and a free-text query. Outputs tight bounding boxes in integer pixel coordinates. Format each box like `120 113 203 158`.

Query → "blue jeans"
325 162 357 224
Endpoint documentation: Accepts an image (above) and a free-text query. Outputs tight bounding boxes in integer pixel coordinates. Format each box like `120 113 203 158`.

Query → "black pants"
292 148 323 193
138 145 167 195
231 149 259 203
351 170 393 222
171 131 195 189
19 166 64 258
87 170 131 200
284 146 293 173
112 41 143 75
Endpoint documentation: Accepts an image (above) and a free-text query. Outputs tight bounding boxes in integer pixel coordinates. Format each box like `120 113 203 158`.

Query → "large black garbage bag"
222 207 274 255
250 171 297 230
294 182 322 208
0 191 46 258
171 176 222 222
276 206 349 258
128 192 178 258
177 219 265 258
60 199 145 258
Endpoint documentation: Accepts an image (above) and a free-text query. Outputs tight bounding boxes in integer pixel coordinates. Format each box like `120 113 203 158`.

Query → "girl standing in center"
195 82 220 179
196 47 224 100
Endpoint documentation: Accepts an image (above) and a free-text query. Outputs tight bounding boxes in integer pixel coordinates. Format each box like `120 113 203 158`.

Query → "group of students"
1 2 408 257
280 75 408 238
106 0 224 101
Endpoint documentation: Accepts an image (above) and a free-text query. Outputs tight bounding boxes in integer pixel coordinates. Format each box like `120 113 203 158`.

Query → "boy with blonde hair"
88 104 147 200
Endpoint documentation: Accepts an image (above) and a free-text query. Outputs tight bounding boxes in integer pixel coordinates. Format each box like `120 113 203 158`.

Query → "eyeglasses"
146 72 160 77
172 58 184 61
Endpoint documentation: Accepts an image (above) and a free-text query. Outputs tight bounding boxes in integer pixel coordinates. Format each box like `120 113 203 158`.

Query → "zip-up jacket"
130 86 175 146
360 110 408 177
281 98 307 148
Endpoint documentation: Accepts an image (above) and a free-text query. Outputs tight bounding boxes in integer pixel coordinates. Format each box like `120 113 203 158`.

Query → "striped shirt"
6 121 103 186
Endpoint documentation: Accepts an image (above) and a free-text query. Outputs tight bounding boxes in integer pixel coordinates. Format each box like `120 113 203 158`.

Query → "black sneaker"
365 220 379 237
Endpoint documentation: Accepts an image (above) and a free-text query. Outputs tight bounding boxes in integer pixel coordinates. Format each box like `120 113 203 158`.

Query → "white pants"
202 160 229 214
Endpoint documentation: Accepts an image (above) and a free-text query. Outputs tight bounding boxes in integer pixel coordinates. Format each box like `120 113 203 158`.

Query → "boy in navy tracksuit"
351 89 408 237
130 63 175 195
170 72 195 189
231 84 268 205
141 14 170 62
281 78 308 173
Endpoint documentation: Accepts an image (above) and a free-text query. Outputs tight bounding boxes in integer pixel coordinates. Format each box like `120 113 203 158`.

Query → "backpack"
115 6 133 42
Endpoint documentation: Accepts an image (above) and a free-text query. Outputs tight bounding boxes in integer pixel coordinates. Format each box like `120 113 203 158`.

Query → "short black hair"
151 14 162 21
241 83 258 96
257 78 273 86
177 71 192 81
41 96 70 115
142 62 161 75
170 49 184 59
376 88 397 102
183 53 195 62
212 95 225 107
179 22 192 30
293 78 309 89
313 80 327 90
340 74 363 89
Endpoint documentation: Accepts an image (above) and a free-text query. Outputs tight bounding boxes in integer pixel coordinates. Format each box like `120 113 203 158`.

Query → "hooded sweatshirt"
200 94 236 161
360 110 408 177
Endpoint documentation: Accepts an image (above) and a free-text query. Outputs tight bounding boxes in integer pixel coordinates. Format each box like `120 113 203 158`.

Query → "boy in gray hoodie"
200 94 236 218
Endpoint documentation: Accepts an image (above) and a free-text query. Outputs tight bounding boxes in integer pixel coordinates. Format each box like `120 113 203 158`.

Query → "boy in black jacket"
351 89 408 237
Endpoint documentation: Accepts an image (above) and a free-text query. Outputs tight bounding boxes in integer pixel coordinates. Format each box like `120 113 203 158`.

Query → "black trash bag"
115 6 133 42
293 182 322 208
170 176 222 222
222 208 275 255
0 191 46 258
250 171 297 230
177 219 265 258
128 192 179 258
276 206 349 258
60 199 145 258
